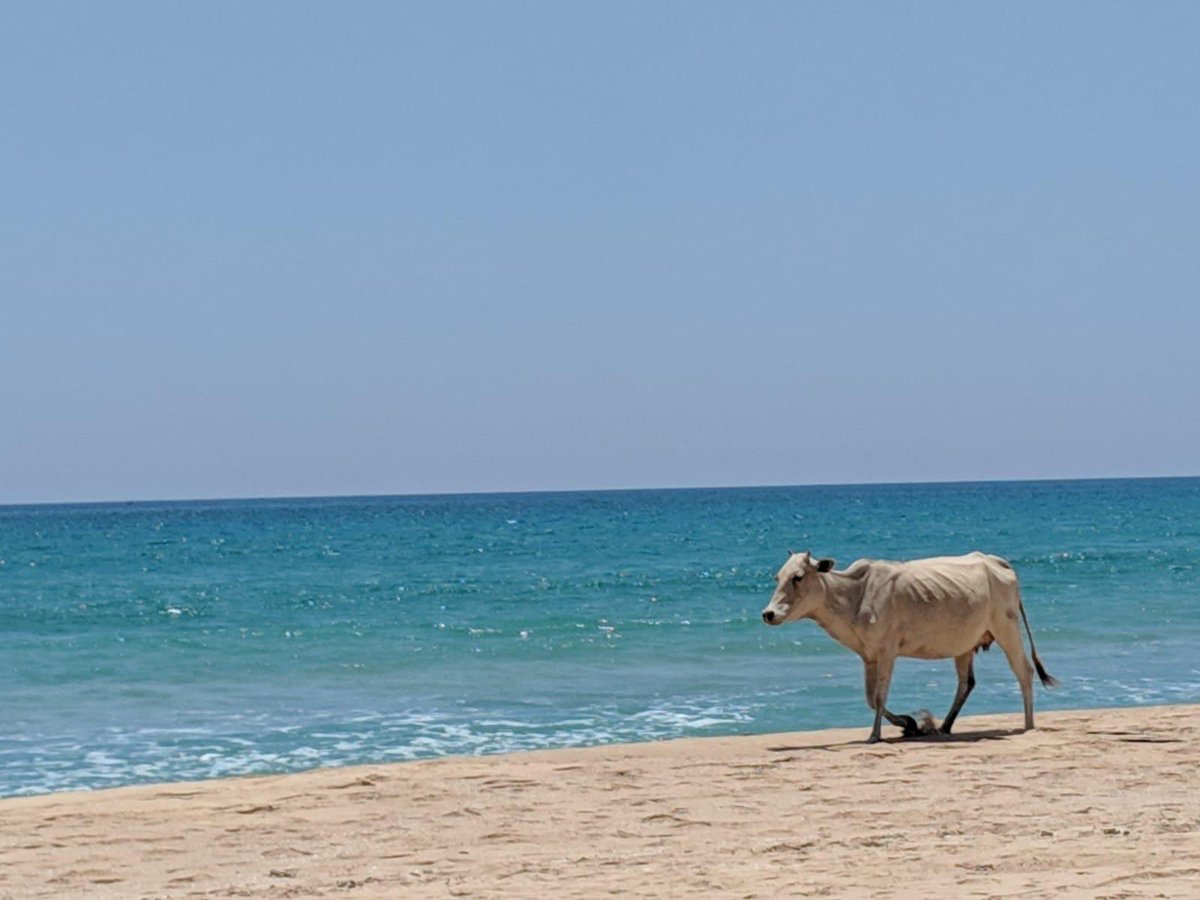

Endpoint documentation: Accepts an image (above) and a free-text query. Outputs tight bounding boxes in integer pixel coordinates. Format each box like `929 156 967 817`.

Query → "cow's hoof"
866 733 881 744
902 710 938 738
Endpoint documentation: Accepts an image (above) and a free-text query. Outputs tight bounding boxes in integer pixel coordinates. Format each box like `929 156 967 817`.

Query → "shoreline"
2 704 1197 897
1 698 1193 804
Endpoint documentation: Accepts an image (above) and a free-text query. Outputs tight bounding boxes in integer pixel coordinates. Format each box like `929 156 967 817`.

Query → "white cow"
761 551 1056 742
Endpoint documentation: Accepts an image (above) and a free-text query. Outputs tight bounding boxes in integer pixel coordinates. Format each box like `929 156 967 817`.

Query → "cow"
761 551 1057 743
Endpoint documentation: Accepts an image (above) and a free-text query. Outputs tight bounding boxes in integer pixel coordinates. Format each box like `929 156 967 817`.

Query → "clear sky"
3 3 1198 504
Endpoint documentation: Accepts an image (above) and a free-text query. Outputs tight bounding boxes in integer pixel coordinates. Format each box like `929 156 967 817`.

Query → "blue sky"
3 3 1198 504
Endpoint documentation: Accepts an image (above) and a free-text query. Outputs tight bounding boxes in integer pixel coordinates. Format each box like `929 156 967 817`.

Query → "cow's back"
866 553 992 600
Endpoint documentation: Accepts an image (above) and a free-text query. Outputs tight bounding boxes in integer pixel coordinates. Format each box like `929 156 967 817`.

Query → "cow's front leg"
869 708 884 743
883 708 925 737
863 660 883 743
866 655 898 742
865 655 930 739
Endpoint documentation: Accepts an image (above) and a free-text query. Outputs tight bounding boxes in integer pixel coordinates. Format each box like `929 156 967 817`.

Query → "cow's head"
761 551 835 625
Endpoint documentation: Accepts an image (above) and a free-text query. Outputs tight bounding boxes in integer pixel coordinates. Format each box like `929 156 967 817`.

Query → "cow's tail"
1018 598 1058 688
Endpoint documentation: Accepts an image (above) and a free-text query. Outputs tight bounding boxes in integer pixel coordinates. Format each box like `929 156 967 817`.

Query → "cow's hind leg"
940 653 976 734
994 620 1035 730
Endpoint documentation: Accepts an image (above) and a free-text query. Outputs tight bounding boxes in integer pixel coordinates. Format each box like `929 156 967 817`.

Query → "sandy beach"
1 704 1197 899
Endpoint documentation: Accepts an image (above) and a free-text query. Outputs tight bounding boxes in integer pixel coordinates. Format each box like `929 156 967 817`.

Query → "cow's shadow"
766 727 1022 753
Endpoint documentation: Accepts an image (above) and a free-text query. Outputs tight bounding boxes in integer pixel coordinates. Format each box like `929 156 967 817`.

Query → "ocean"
2 478 1198 798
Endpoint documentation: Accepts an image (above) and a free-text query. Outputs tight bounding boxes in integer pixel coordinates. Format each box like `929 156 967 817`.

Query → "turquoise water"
2 478 1198 797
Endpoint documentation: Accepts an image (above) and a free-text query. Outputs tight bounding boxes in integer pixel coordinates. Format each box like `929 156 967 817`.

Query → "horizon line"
2 472 1196 511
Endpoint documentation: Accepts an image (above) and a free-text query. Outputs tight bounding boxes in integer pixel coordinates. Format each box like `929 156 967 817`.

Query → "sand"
1 704 1197 899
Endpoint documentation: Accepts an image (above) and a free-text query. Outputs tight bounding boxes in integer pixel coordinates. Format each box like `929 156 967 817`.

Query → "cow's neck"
806 570 869 656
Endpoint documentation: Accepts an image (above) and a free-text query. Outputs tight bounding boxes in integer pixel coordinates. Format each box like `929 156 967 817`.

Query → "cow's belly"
898 637 982 660
892 603 993 660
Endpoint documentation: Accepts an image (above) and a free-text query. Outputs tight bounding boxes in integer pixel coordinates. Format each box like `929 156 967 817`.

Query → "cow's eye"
791 574 803 586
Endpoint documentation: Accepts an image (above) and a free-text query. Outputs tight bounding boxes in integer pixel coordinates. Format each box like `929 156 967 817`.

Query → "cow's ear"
815 558 835 573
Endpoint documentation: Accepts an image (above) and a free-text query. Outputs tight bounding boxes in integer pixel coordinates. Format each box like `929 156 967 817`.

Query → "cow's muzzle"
762 610 777 624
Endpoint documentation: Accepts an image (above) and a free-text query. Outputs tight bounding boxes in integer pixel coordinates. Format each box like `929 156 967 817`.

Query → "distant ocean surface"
2 478 1199 797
